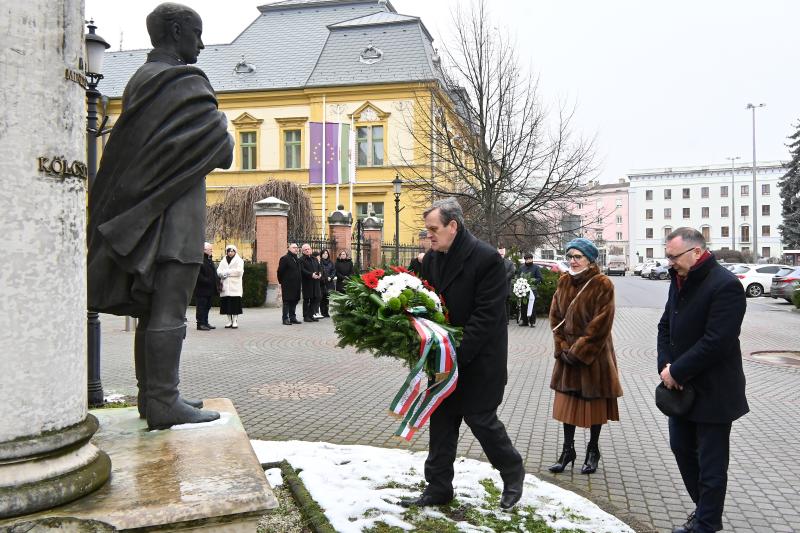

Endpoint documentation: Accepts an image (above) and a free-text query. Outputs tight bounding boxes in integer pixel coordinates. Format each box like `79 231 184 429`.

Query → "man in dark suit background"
402 198 525 510
277 243 302 325
658 227 748 533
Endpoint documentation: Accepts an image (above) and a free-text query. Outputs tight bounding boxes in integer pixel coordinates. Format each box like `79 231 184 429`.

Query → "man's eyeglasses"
565 253 585 261
666 247 697 262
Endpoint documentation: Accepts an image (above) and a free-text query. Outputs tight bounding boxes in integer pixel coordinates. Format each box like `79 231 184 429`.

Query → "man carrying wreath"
401 198 525 510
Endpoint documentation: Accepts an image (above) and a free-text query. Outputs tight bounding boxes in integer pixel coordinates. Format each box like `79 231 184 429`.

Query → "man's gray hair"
666 227 706 249
146 3 198 47
204 242 212 247
423 197 464 230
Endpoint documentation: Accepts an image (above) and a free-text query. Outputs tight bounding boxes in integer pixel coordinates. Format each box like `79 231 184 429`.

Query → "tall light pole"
726 156 740 250
746 103 766 258
85 20 110 406
392 174 403 264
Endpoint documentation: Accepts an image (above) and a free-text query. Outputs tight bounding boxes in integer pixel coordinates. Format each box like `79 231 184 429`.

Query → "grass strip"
262 461 336 533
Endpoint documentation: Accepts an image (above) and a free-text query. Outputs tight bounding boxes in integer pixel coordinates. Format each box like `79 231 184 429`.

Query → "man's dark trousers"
282 300 299 322
669 417 732 533
424 405 523 499
195 295 211 326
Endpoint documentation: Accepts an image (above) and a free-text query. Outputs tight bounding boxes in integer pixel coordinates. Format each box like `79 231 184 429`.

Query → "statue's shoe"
146 400 220 430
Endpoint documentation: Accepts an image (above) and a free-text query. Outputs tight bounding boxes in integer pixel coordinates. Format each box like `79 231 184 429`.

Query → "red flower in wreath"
360 268 386 289
422 279 435 291
390 265 410 274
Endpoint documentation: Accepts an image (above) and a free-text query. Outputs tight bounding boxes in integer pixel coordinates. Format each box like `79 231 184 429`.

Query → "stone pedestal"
254 197 289 307
328 206 353 260
0 0 111 518
0 399 277 531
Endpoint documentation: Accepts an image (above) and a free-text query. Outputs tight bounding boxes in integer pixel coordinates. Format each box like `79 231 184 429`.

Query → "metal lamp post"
85 20 110 406
746 103 766 258
392 175 403 265
726 156 740 250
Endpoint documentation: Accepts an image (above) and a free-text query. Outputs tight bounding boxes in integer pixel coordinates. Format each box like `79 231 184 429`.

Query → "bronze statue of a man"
88 3 233 430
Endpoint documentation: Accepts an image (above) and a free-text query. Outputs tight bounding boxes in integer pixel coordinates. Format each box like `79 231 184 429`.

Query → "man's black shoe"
399 493 452 508
196 324 211 331
672 511 696 533
206 324 216 329
282 319 292 325
290 318 302 324
500 469 525 510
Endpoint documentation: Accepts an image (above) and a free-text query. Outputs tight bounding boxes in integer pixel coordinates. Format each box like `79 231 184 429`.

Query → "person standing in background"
217 244 244 329
193 242 218 330
277 243 302 326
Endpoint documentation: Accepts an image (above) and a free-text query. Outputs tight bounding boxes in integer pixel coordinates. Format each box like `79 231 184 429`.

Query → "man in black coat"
193 242 219 330
299 243 322 322
517 253 542 326
657 227 748 533
402 198 525 510
277 243 302 326
498 246 516 325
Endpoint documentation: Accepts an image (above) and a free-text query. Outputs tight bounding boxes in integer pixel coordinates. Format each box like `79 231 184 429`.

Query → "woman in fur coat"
217 244 245 329
548 238 623 475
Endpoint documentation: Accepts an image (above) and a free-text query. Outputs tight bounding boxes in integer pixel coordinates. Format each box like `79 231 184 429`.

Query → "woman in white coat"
217 244 245 328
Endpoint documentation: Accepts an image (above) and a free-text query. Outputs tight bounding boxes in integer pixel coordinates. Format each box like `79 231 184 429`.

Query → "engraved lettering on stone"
37 156 88 180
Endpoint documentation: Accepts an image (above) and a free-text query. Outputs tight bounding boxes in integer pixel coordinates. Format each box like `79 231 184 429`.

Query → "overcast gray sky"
85 0 798 183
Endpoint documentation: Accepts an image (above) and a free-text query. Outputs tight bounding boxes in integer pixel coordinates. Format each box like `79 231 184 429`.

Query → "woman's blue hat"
565 238 599 263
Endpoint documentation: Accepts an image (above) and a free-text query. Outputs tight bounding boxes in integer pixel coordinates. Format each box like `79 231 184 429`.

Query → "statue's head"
146 3 204 64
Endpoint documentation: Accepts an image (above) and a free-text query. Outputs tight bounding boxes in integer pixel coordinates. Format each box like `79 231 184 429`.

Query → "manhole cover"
252 381 337 400
749 351 800 368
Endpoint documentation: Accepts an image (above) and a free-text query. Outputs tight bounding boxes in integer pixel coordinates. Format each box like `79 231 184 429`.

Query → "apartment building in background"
627 161 787 265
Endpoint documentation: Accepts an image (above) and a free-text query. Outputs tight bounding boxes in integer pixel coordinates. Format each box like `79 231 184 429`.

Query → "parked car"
649 265 670 280
770 266 800 302
532 260 569 273
633 262 650 276
605 261 627 276
732 264 790 297
640 260 667 278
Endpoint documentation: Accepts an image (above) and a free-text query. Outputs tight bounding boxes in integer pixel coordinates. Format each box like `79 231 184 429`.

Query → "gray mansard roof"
100 0 442 98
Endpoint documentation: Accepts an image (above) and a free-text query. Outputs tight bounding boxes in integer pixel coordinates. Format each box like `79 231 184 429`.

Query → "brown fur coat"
549 264 623 400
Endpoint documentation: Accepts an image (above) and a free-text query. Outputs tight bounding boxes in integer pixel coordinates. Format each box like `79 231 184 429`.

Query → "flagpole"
349 114 355 214
335 107 341 208
322 95 327 237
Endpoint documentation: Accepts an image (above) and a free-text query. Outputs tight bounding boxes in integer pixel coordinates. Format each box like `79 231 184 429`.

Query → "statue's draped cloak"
88 62 233 317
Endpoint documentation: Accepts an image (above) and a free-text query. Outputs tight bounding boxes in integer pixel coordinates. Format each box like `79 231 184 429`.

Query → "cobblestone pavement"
99 282 800 532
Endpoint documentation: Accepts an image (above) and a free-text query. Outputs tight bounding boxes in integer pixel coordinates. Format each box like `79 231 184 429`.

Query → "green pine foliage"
330 276 463 370
535 269 559 316
780 120 800 248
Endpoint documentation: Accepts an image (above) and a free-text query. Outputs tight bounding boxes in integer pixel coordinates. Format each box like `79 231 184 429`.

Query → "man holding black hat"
517 253 542 326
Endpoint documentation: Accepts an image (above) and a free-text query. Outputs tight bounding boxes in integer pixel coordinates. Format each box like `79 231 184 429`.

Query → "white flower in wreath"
513 278 531 299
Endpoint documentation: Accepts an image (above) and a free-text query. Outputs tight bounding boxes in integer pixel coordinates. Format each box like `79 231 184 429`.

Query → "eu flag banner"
309 122 340 185
339 123 350 184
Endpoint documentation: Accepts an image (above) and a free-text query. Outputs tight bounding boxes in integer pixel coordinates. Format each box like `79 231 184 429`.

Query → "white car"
640 260 667 278
732 264 790 297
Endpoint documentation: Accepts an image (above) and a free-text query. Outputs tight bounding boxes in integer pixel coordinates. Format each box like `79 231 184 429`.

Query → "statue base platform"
0 398 278 531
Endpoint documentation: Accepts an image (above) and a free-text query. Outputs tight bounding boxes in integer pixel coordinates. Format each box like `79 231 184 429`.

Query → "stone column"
254 197 289 307
328 205 353 260
362 214 384 269
0 0 111 518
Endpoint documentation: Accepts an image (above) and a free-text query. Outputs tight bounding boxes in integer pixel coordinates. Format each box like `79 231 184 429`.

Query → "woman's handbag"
655 381 696 417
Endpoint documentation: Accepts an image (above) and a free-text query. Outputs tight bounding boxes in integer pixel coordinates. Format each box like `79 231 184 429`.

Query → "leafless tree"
399 0 598 250
206 180 316 258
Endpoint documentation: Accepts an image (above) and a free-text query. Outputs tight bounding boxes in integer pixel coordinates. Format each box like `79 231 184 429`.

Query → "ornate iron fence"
288 234 336 253
381 242 423 268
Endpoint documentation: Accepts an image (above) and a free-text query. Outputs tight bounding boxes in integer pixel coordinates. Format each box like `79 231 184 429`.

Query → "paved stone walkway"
99 295 800 532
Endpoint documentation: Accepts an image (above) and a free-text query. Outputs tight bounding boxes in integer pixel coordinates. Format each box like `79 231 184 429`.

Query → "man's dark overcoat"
299 254 322 300
193 253 219 298
657 255 749 423
421 229 508 414
87 51 233 317
277 252 302 301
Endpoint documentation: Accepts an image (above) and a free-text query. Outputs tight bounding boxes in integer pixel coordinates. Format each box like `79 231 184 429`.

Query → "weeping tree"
206 180 316 256
399 0 597 250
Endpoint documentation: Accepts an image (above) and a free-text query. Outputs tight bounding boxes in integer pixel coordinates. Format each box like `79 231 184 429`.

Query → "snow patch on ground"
252 440 634 533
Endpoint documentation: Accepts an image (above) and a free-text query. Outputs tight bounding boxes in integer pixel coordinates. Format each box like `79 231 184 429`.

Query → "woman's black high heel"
581 444 600 474
548 444 576 473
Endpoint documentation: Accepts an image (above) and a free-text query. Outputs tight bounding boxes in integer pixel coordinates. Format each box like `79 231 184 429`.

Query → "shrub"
793 287 800 309
535 269 560 316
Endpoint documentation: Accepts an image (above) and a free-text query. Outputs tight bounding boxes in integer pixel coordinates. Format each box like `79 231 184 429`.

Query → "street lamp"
725 156 740 250
85 20 110 407
746 102 766 259
392 174 403 264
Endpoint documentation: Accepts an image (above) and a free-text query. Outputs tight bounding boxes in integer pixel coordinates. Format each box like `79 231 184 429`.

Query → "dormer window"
359 43 384 65
234 56 256 74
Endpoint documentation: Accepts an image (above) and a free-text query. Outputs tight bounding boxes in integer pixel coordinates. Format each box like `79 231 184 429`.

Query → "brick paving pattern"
99 279 800 532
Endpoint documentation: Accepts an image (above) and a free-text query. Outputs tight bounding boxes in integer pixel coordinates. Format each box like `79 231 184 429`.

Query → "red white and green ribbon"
389 316 459 441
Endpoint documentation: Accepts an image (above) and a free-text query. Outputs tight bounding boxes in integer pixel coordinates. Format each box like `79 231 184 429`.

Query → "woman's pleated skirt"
553 391 619 427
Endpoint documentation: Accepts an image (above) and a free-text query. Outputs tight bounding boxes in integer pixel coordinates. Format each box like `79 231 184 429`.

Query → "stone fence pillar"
362 214 384 269
328 205 353 260
0 0 111 517
254 197 289 307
